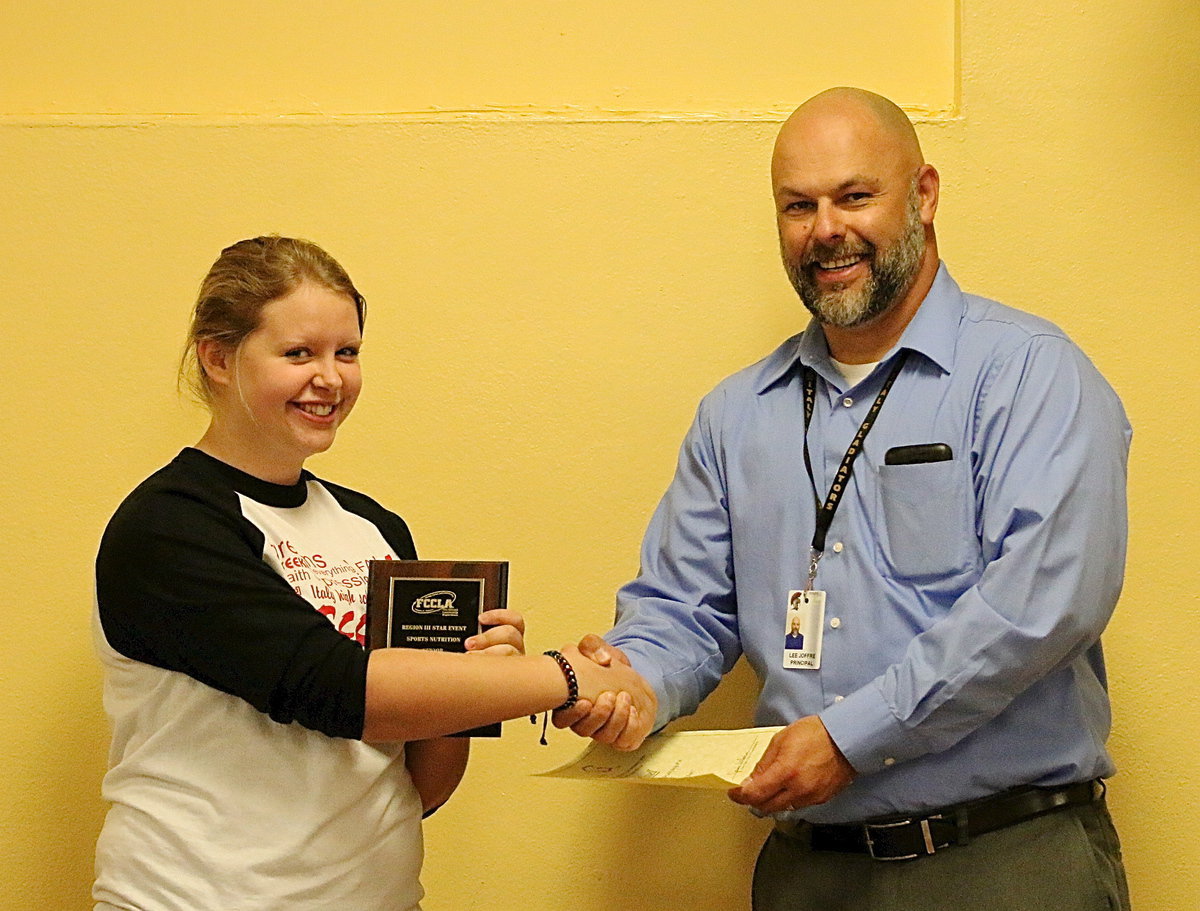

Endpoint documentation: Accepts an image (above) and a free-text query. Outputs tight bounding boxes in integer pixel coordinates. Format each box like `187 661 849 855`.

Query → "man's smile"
810 251 870 284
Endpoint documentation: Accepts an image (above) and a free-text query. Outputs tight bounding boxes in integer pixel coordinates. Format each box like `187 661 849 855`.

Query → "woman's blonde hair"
180 235 366 402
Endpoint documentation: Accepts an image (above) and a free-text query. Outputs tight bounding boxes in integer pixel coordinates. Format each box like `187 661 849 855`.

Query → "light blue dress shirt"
608 264 1131 824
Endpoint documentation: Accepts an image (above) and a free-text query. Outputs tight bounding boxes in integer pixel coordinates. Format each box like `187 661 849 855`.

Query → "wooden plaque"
367 560 509 737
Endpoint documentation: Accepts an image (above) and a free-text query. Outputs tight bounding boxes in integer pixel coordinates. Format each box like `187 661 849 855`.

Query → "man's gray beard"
783 186 926 329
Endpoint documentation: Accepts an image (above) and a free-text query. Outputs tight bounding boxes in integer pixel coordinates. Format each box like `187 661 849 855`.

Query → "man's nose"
812 200 845 245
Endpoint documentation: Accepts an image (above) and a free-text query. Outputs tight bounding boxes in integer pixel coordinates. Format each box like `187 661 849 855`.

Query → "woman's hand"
465 609 526 656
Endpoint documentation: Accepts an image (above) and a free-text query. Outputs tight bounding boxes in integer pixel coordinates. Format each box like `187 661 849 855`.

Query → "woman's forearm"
363 649 567 743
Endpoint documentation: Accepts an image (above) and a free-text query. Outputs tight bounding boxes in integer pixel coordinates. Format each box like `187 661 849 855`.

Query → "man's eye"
337 347 360 359
285 348 311 358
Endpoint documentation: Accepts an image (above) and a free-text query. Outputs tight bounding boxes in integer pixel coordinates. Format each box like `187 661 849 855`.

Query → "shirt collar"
753 261 963 394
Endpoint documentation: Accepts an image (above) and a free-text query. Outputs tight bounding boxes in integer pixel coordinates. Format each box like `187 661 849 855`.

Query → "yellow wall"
2 2 1197 908
0 1 954 115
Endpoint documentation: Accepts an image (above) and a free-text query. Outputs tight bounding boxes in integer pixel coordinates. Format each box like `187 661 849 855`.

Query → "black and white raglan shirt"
93 448 424 911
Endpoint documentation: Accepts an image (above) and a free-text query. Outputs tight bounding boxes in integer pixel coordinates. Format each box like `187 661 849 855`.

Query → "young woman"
93 236 653 911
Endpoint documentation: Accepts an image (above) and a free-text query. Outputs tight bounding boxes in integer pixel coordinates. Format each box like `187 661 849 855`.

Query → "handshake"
465 611 652 751
552 635 653 752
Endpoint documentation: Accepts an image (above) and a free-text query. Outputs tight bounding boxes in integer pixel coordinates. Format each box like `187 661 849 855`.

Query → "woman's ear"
196 339 234 390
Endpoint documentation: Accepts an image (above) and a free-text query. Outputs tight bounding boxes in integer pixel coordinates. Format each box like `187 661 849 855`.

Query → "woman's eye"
337 347 360 359
285 348 311 359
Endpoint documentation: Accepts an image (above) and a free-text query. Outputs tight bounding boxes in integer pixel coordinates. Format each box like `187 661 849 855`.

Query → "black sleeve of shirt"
96 467 405 740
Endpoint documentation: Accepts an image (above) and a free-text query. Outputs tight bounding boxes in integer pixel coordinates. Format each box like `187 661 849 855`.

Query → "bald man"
557 88 1131 910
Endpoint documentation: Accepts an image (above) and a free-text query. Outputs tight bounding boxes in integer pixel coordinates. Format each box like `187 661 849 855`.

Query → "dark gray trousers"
752 800 1130 911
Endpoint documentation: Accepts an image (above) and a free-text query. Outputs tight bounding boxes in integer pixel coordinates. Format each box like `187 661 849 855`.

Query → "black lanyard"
801 351 909 586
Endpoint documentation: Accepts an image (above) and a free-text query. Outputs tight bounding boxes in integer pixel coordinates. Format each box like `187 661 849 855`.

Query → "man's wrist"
819 684 913 775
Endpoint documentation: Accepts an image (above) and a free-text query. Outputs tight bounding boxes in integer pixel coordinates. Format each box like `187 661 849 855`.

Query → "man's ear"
196 339 234 389
916 163 940 225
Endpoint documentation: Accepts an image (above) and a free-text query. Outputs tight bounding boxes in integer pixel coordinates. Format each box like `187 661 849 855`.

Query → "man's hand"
552 635 652 749
727 716 855 813
558 641 656 751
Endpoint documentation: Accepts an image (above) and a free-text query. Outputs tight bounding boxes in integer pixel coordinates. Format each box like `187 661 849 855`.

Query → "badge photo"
782 589 825 670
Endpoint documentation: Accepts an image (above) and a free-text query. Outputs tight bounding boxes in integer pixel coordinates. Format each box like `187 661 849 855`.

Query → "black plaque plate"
367 560 509 737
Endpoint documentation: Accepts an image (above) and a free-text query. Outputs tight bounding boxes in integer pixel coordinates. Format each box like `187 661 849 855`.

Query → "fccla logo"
411 590 459 617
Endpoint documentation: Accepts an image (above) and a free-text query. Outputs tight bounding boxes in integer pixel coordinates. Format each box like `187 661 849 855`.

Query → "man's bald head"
774 87 926 178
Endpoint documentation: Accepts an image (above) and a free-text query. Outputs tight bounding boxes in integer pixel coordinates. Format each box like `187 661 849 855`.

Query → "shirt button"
832 542 844 553
884 757 896 767
842 397 854 407
833 695 845 703
829 617 841 629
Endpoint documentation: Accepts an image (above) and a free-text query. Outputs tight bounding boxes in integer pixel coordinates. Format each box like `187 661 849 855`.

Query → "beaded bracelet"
543 649 579 711
532 649 580 745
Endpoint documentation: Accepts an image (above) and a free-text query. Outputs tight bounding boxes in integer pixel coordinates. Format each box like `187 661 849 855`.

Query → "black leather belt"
774 780 1102 861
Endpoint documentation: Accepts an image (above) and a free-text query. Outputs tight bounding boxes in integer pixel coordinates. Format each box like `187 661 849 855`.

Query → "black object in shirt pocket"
884 442 953 465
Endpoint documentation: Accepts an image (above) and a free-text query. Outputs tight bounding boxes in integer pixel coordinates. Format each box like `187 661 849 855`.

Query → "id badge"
782 589 825 670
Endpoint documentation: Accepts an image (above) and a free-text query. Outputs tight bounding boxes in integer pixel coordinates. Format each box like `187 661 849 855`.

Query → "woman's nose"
312 358 343 390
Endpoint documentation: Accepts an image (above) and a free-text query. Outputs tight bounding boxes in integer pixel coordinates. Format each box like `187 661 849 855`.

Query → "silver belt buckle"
864 815 946 861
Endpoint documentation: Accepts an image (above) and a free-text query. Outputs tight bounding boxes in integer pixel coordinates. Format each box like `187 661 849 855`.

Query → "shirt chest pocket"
876 460 980 581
